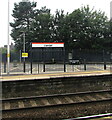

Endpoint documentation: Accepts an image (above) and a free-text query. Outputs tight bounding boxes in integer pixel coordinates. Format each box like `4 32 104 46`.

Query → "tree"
66 5 110 50
30 7 54 43
0 47 7 54
52 10 72 49
10 0 37 51
108 20 112 52
11 2 111 52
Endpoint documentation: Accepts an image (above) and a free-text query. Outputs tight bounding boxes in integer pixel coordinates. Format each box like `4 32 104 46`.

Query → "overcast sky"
0 0 111 47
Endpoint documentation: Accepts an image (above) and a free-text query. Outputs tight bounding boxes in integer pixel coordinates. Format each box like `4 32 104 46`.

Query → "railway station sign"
32 42 64 48
22 53 28 58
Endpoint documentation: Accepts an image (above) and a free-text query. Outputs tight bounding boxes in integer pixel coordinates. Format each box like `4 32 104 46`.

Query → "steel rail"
2 98 112 112
2 90 112 112
2 89 112 101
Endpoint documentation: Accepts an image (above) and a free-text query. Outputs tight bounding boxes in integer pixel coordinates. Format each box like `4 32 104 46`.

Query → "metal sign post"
22 52 28 73
30 43 32 74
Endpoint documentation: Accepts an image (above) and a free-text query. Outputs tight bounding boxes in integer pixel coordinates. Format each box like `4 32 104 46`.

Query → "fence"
1 49 111 63
1 49 112 75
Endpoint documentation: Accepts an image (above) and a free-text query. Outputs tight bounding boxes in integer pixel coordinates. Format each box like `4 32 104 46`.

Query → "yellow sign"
7 54 10 57
22 53 28 58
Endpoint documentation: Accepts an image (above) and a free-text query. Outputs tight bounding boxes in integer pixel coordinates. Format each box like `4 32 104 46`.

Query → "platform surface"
1 70 111 81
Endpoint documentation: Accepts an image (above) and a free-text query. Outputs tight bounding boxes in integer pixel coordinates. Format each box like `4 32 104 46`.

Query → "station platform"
1 70 111 81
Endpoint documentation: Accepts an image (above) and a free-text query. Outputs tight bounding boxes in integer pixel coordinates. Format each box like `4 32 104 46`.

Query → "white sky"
0 0 111 47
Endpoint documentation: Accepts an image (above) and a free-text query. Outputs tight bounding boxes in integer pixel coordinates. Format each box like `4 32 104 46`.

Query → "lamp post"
7 0 10 75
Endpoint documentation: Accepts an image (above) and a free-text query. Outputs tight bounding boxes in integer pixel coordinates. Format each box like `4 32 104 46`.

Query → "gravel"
2 101 112 119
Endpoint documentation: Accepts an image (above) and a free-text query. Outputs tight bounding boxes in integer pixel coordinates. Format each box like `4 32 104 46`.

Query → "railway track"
2 89 112 112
